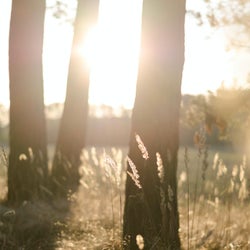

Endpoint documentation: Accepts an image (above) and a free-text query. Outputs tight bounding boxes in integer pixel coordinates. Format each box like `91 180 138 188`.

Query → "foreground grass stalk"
196 145 208 248
119 188 122 233
184 147 190 250
103 152 120 240
190 148 200 247
1 146 8 165
110 184 115 239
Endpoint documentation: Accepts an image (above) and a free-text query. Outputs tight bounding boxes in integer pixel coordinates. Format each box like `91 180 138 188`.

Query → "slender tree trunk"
8 0 48 205
51 0 99 195
123 1 186 249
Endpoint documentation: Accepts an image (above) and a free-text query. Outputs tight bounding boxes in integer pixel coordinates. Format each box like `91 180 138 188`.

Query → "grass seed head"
135 133 149 160
156 152 164 183
136 234 144 249
127 156 142 189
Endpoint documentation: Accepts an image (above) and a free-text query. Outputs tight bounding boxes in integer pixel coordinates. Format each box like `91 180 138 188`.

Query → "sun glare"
81 0 143 109
42 0 249 109
82 0 239 107
0 1 248 108
80 26 99 68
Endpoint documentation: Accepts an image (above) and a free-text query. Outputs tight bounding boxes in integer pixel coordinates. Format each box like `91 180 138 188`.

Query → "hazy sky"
0 1 249 108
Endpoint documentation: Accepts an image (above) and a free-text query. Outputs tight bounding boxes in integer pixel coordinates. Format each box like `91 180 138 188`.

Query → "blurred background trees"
182 86 250 152
207 0 250 49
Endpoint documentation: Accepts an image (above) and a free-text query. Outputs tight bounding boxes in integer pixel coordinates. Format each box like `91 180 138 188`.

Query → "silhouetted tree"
8 0 48 204
51 0 99 195
123 1 186 249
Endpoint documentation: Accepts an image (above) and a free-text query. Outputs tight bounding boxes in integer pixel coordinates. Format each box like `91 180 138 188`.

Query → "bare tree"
8 0 48 204
51 0 99 195
123 1 186 249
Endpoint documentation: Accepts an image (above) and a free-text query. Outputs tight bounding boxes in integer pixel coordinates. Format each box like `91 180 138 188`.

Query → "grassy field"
0 145 249 249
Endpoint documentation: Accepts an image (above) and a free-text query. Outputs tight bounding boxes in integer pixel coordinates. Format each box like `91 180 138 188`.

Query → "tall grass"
0 143 249 249
0 146 8 197
178 142 250 249
73 138 250 249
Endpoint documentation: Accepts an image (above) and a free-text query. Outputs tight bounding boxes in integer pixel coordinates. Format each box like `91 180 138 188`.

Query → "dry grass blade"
127 156 142 189
135 133 149 160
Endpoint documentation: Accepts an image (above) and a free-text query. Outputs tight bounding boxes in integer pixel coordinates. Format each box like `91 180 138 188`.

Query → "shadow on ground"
0 198 72 250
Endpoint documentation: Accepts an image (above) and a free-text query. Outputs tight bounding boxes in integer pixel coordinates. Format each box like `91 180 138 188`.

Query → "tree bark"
51 0 99 195
8 0 48 205
123 1 186 249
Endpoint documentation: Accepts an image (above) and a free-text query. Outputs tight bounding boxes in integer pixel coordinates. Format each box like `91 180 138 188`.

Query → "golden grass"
0 145 249 249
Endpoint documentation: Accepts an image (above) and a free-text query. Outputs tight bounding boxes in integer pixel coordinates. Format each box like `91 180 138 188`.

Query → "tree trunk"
8 0 48 205
51 0 99 195
123 1 186 249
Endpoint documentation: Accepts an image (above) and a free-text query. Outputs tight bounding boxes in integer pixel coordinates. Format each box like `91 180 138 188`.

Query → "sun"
80 0 143 109
80 26 99 68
